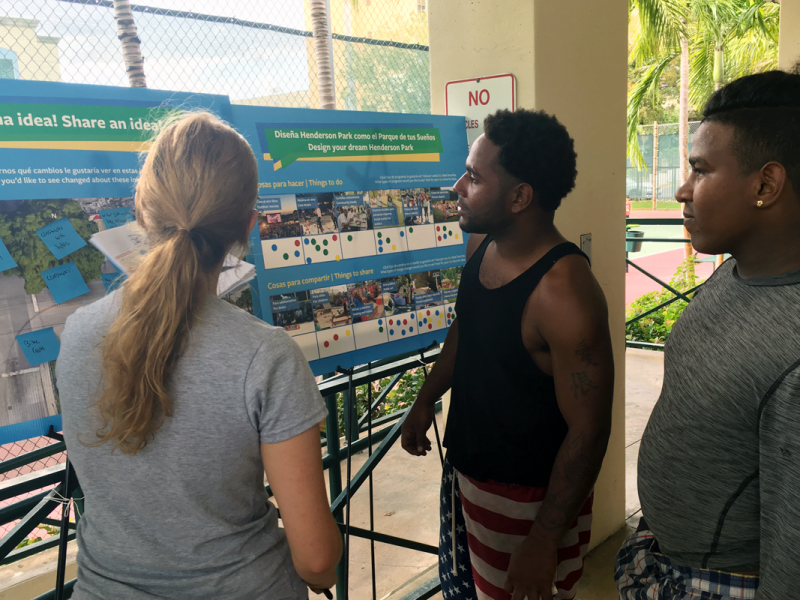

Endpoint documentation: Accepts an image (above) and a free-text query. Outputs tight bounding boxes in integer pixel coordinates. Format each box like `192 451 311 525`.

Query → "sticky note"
36 218 87 260
0 236 16 273
41 262 90 304
99 207 134 229
16 328 60 367
101 271 126 293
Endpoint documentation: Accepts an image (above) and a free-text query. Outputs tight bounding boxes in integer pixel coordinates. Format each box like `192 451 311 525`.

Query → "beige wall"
779 0 800 71
430 0 628 548
0 18 61 82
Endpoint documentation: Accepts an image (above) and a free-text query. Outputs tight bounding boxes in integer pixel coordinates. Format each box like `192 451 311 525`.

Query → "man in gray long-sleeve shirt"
615 68 800 599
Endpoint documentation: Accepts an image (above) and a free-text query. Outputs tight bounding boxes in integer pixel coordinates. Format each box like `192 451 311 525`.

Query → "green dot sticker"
323 249 329 256
282 253 289 260
377 232 382 238
323 239 328 246
379 327 384 333
311 239 317 245
443 226 448 232
347 235 353 241
386 238 391 243
315 245 321 251
409 227 414 233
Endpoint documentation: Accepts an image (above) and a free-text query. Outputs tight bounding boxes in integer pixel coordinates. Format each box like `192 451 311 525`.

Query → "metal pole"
651 121 659 212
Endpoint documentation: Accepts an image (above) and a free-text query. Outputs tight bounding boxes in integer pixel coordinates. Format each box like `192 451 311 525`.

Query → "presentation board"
0 80 468 444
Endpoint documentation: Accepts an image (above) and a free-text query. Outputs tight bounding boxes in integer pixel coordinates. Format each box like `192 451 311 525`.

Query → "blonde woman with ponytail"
57 113 341 599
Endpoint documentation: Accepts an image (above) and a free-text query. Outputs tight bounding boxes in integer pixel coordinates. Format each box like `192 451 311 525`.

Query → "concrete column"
779 0 800 71
429 0 628 548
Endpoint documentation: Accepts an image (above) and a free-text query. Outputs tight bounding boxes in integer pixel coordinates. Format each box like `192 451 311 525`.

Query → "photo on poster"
440 265 463 325
0 197 133 431
380 274 416 340
257 195 304 268
221 286 255 316
270 290 318 361
430 188 464 247
413 270 446 332
347 280 388 349
369 190 407 253
402 187 436 251
297 193 337 236
311 285 355 358
334 192 376 259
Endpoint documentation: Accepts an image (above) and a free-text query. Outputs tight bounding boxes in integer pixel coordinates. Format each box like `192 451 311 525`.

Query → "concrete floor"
1 349 664 600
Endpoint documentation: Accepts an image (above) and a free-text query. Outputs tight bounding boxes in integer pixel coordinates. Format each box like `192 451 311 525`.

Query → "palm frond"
629 0 686 65
689 42 716 111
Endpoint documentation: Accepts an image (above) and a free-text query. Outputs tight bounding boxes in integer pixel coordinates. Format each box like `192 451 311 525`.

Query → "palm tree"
112 0 147 88
310 0 337 109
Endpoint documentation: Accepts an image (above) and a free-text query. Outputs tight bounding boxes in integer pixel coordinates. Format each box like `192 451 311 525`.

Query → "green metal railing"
625 217 702 350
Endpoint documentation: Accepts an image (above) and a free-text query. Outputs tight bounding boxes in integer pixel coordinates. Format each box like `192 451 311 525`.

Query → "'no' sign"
445 73 515 148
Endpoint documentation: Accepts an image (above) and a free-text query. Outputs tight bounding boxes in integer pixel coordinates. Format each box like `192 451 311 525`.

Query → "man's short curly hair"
483 109 577 212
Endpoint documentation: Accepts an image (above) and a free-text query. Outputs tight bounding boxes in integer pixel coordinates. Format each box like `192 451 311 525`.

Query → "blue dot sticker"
409 326 414 332
304 239 310 245
294 250 300 257
379 247 384 253
378 319 383 325
401 330 406 336
400 231 405 237
418 321 423 327
306 258 312 264
271 244 278 251
435 310 440 316
443 234 448 240
389 329 395 335
378 239 383 245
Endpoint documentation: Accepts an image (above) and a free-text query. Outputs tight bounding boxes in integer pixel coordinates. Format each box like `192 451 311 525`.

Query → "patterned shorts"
438 459 592 600
614 530 760 600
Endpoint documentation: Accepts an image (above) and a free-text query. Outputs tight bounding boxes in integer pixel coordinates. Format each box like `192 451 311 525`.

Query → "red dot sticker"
324 341 330 348
403 319 408 325
333 334 339 341
389 319 394 325
437 226 441 231
426 310 430 316
294 240 300 246
438 236 442 241
428 324 433 329
332 235 338 241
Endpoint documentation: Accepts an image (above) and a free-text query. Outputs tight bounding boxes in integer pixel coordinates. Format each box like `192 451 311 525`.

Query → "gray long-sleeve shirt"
638 259 800 599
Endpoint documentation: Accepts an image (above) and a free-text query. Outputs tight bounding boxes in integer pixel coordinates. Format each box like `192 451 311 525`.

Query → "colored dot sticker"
306 258 312 264
332 235 338 241
377 232 383 238
379 247 384 253
386 238 391 244
403 319 408 325
378 239 383 246
428 324 433 330
271 244 278 251
447 319 452 326
347 235 353 241
443 226 448 232
409 227 414 233
438 320 443 326
418 321 423 327
443 234 448 240
409 326 414 332
438 236 442 241
418 312 423 318
304 239 310 245
426 310 431 316
389 319 394 325
390 329 395 335
401 330 406 336
316 245 321 251
392 245 396 250
400 231 405 237
423 318 428 324
333 334 339 341
283 253 289 260
323 239 328 246
455 234 460 239
294 240 301 247
345 330 351 337
324 341 330 348
437 226 441 231
379 327 384 333
435 310 440 316
323 249 329 256
311 239 317 245
336 255 341 261
294 250 300 257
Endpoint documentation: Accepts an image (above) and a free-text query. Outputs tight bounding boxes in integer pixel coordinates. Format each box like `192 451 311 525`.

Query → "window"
417 0 426 12
0 59 13 80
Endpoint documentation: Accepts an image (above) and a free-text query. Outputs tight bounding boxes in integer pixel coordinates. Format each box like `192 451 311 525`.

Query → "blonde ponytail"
93 112 258 453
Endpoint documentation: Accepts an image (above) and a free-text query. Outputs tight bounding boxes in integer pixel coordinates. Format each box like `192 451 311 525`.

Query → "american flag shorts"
439 459 593 600
614 529 760 599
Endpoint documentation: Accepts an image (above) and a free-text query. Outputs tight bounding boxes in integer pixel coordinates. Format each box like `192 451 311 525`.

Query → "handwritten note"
0 235 16 273
36 218 87 260
41 261 90 304
99 207 135 229
16 328 60 366
102 270 126 293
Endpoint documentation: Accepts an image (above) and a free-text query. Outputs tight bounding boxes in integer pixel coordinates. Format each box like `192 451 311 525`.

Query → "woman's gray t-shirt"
57 291 327 599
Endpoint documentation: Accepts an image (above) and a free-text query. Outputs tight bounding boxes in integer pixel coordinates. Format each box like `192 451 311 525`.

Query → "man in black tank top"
401 109 614 600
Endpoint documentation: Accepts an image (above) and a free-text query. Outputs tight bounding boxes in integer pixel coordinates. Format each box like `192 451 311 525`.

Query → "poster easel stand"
45 425 79 600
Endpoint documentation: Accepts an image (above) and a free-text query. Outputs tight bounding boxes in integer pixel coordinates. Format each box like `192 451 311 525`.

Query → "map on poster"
232 105 468 374
0 80 468 444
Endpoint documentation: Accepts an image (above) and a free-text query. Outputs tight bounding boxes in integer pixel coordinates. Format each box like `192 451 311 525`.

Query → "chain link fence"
627 121 702 201
0 0 430 555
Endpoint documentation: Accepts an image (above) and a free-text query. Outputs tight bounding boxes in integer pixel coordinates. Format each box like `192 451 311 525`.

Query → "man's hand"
504 534 557 600
401 399 434 456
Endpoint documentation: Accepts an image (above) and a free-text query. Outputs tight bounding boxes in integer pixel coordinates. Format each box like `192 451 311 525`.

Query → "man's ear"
755 162 788 209
509 182 535 214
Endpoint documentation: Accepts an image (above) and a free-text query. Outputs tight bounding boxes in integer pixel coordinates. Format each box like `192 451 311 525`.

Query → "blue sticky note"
102 271 126 293
0 236 16 273
36 218 87 260
99 207 134 229
16 328 60 367
41 262 90 304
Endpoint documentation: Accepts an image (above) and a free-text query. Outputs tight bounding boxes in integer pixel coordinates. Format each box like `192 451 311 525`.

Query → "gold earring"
757 200 764 207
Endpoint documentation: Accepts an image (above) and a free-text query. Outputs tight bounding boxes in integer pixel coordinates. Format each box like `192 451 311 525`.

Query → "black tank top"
443 237 589 487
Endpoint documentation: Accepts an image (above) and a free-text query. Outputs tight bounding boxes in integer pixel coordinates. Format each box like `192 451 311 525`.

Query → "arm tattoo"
575 340 598 367
570 371 598 399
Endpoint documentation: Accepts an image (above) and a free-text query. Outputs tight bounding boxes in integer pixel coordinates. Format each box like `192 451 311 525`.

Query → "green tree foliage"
0 200 105 295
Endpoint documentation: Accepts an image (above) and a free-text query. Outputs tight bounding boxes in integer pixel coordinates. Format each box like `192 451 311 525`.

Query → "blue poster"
36 217 88 260
16 328 61 367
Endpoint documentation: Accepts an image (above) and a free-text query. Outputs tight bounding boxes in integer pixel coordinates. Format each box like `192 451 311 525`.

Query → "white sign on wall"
445 73 516 148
